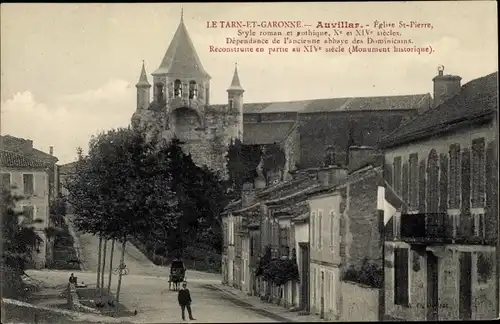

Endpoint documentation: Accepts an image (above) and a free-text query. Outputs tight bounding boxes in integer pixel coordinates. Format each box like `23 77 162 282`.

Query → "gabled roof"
242 93 430 114
153 18 210 78
380 71 498 148
243 121 297 145
0 150 50 169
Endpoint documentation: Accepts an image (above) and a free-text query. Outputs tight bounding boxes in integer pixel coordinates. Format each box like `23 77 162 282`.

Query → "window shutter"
460 148 472 237
318 210 323 249
409 153 418 209
394 248 409 306
439 153 449 213
402 162 409 213
427 150 439 213
485 141 497 243
393 157 402 196
418 160 427 213
472 138 486 208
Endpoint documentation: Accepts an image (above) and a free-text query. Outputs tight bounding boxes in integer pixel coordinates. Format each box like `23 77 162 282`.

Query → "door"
320 271 325 319
426 252 439 321
459 252 472 320
300 243 310 312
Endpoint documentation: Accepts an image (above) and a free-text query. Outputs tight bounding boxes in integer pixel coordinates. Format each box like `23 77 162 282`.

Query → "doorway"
320 271 325 319
299 243 310 312
459 252 472 320
426 252 439 321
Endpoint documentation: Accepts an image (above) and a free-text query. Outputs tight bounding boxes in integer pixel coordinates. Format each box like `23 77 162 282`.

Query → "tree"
1 187 44 298
65 126 181 301
226 138 262 197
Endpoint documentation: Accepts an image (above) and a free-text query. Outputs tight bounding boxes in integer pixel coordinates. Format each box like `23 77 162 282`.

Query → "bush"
341 258 382 289
263 257 300 286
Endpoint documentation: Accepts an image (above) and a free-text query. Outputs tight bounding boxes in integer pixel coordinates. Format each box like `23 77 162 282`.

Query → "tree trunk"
115 238 127 303
100 239 107 296
96 236 102 289
107 239 115 294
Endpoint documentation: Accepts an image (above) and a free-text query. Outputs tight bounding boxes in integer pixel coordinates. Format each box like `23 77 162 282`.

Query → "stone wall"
298 111 414 168
340 281 379 321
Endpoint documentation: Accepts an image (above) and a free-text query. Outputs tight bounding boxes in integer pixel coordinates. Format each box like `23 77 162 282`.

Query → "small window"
1 173 11 190
23 174 34 196
393 157 402 196
174 79 182 97
330 211 335 247
23 205 34 221
318 210 323 249
155 83 164 102
228 99 234 110
189 81 197 99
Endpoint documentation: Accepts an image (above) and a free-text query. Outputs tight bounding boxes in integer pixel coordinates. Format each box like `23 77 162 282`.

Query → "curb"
203 284 296 322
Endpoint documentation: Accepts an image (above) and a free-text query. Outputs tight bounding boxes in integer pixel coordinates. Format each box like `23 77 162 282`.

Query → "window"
189 81 197 99
393 157 402 196
228 99 234 110
250 236 254 257
23 174 34 196
330 211 335 248
1 173 11 190
311 211 316 247
155 83 164 102
449 144 461 209
471 138 486 208
318 210 323 249
408 153 418 209
174 79 182 97
427 150 439 213
23 205 34 222
394 247 409 306
279 228 289 257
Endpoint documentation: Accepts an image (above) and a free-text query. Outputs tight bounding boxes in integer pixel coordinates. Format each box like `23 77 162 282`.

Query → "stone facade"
381 71 498 321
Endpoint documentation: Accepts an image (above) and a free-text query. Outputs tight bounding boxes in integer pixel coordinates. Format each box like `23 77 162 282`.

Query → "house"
379 69 498 320
307 147 385 322
57 161 78 214
0 135 58 201
1 150 52 269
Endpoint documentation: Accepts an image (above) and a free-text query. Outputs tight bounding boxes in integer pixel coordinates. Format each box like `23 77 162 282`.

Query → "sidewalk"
204 284 324 322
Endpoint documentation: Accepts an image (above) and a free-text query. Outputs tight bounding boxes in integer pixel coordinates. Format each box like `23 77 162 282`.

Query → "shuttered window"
471 138 486 208
408 153 419 209
393 157 402 196
23 174 34 196
311 211 316 247
1 173 11 190
318 210 323 249
449 144 461 209
394 247 409 306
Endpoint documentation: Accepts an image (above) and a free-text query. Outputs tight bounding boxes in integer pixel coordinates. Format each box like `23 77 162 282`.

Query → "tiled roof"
381 72 498 147
0 135 58 163
58 161 79 173
243 121 297 145
153 19 210 78
242 93 430 114
0 150 50 169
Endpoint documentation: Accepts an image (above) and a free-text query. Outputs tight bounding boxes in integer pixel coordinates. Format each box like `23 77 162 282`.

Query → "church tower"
136 61 151 110
227 63 244 140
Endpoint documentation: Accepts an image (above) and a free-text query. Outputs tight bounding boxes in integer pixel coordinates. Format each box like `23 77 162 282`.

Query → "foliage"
341 257 383 289
49 195 66 228
1 187 44 297
261 144 286 175
262 257 300 286
226 138 262 196
255 245 272 277
65 126 181 243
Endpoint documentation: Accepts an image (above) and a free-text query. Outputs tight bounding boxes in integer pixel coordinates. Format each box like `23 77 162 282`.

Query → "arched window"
427 149 439 213
189 81 197 99
155 83 164 102
174 79 182 98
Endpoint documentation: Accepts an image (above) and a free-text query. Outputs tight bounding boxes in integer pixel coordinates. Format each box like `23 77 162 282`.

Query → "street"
30 219 279 323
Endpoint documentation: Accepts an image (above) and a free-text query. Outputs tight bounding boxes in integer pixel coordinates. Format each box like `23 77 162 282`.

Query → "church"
131 13 435 185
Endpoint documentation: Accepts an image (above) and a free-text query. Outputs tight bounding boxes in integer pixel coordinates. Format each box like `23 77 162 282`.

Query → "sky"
1 2 498 164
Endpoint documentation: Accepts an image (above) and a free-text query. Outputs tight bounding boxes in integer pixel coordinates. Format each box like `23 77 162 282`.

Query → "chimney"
317 165 348 187
49 146 54 156
241 182 256 207
433 65 462 108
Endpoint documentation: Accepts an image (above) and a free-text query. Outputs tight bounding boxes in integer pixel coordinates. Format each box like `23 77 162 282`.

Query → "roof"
153 18 210 78
243 121 297 145
0 150 50 169
58 161 78 173
291 212 309 223
242 93 430 114
136 61 151 87
0 135 58 163
227 64 244 92
381 71 498 148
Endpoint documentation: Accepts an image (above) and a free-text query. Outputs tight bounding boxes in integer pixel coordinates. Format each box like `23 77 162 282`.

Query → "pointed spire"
227 62 244 92
153 14 210 78
136 60 151 87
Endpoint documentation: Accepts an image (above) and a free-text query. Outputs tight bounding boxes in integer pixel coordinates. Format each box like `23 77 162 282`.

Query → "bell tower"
227 63 244 140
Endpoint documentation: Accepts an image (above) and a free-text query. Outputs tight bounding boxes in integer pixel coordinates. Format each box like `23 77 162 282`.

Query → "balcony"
399 212 495 246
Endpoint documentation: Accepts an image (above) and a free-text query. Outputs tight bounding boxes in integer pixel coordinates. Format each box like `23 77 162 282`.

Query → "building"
307 148 385 321
0 135 58 200
1 150 52 269
57 161 78 214
131 12 431 178
379 69 498 320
